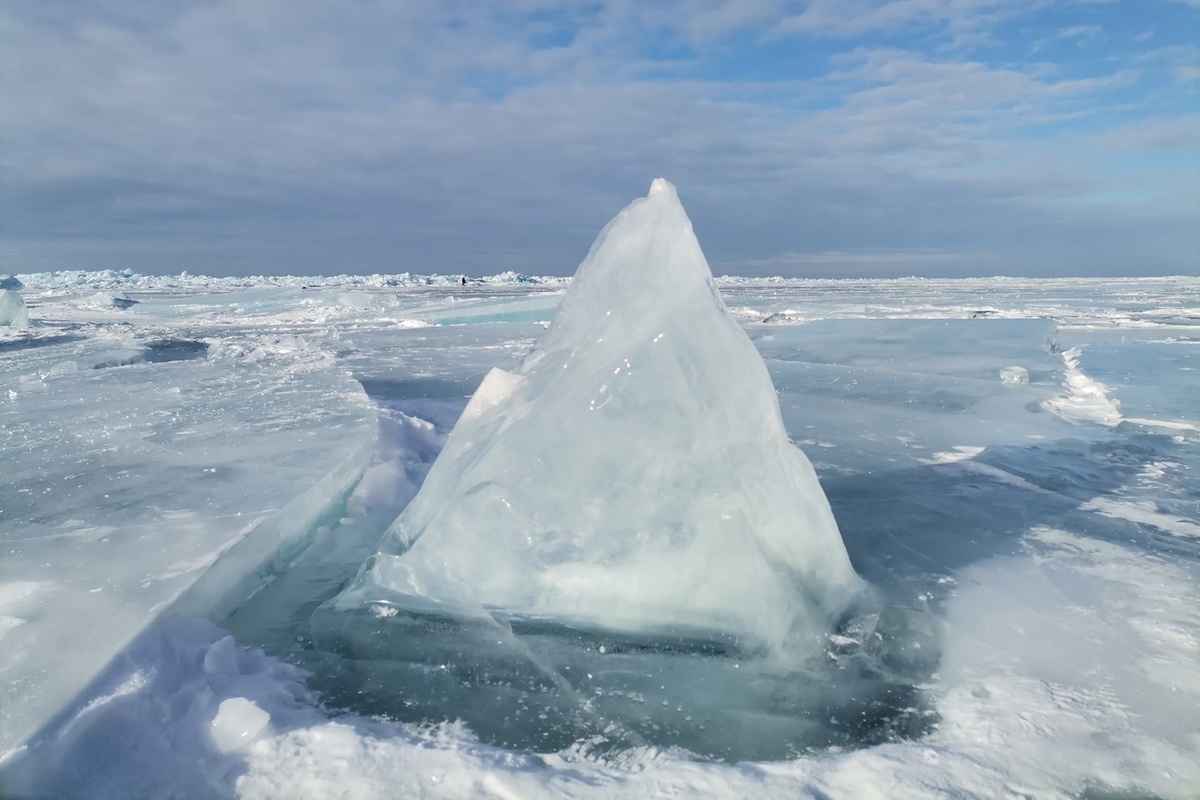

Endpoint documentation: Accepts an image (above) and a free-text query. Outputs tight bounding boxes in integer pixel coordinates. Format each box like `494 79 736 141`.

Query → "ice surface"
0 327 376 753
756 318 1068 474
1058 328 1199 431
6 524 1197 799
337 179 860 653
1 268 1197 797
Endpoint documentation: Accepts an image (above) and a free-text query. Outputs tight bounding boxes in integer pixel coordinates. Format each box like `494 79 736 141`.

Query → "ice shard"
337 178 860 653
1 276 29 327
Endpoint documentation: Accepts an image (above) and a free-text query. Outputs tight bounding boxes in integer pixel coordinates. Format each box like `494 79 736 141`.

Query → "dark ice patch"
142 339 209 363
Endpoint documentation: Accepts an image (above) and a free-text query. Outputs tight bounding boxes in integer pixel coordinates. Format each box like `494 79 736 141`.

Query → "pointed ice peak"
647 177 675 197
345 180 860 654
529 176 722 374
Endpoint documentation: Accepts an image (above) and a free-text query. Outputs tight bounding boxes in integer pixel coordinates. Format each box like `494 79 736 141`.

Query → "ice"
336 179 860 653
1057 328 1199 431
0 326 376 753
999 365 1028 386
414 294 562 326
0 290 29 327
756 318 1069 473
1042 345 1123 426
210 697 271 753
81 292 138 310
1 267 1197 797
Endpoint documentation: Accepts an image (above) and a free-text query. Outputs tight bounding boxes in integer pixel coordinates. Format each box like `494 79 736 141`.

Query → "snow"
0 252 1197 798
6 529 1197 798
1042 346 1124 426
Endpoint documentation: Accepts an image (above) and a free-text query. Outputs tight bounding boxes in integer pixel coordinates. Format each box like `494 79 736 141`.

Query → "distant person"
461 276 467 286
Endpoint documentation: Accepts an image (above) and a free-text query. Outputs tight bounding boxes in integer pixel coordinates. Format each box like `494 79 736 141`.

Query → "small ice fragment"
370 603 399 618
202 635 240 675
210 697 271 752
458 367 526 424
1000 366 1029 387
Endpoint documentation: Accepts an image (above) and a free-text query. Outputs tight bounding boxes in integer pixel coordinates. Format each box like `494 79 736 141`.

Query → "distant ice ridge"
15 269 569 292
336 178 861 654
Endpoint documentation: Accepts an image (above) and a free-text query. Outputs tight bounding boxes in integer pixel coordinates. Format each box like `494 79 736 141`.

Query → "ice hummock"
0 277 30 327
333 179 860 653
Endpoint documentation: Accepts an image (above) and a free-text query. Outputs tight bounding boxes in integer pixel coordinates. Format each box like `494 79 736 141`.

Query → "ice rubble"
337 179 860 653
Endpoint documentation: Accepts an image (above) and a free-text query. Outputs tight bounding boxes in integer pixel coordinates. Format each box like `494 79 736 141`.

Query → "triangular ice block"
337 179 860 653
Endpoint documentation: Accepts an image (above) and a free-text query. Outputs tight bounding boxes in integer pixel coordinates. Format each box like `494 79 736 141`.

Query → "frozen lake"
2 271 1198 798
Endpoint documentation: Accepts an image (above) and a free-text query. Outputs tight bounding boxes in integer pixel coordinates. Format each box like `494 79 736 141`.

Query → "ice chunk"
999 366 1028 386
210 697 271 752
82 292 138 310
338 179 860 653
0 290 29 327
457 367 525 423
0 276 23 291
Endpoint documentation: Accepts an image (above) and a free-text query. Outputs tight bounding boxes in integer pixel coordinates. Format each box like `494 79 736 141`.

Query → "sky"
1 1 1198 278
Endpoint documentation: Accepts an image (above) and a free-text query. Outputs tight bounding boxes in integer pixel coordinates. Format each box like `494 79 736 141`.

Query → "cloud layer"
2 1 1197 276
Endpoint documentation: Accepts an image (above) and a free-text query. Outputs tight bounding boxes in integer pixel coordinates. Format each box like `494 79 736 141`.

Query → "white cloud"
0 0 1195 277
1095 114 1200 150
775 0 1039 40
1031 23 1103 52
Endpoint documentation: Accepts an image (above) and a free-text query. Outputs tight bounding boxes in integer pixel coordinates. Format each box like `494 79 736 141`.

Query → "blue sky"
2 1 1197 277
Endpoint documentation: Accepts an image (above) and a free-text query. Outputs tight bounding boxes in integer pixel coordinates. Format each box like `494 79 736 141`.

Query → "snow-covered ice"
0 219 1197 796
0 305 376 754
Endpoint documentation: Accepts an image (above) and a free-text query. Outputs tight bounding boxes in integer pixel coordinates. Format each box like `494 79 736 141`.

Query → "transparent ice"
335 179 860 653
1 277 29 327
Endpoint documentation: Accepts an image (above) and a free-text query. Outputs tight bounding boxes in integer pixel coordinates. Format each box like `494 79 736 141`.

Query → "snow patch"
1081 497 1200 539
1042 346 1123 426
999 365 1028 386
922 445 985 464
